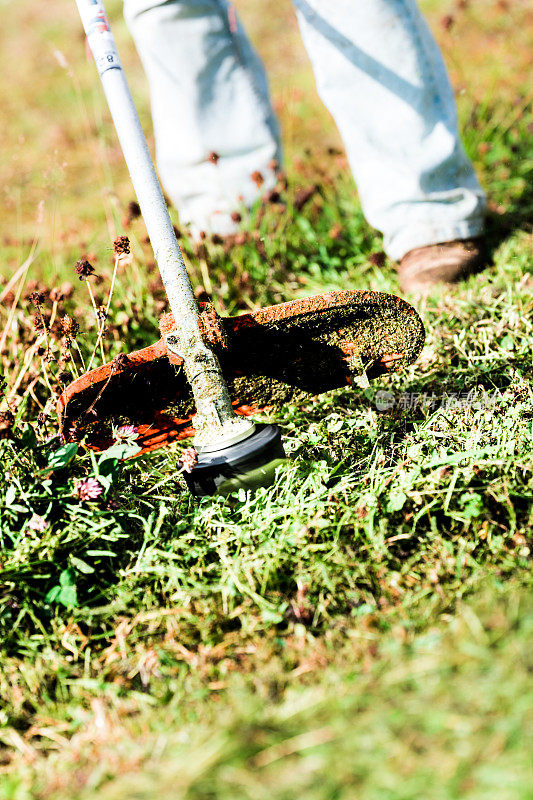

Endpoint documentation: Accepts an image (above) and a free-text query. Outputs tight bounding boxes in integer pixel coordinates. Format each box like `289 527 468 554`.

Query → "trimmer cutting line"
59 0 425 497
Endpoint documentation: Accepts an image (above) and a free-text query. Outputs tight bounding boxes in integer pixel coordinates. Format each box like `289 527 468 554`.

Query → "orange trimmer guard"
57 290 425 455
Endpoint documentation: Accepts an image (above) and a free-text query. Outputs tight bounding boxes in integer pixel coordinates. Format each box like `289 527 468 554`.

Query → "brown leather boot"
398 238 484 295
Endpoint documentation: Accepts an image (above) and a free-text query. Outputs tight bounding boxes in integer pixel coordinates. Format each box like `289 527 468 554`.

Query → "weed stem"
86 280 106 370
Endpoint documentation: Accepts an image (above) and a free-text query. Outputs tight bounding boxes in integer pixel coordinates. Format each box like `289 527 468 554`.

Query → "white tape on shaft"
74 0 199 322
76 0 122 75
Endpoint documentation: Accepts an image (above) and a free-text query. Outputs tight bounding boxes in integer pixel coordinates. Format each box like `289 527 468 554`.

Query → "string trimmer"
59 0 425 496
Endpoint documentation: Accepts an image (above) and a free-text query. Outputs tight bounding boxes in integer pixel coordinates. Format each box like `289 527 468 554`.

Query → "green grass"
1 0 532 797
4 583 532 800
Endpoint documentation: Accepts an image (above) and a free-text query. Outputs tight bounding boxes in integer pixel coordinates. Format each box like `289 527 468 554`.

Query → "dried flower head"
61 315 79 337
251 170 264 187
230 211 242 224
111 353 131 373
57 370 71 385
33 314 46 333
30 290 45 307
178 447 198 474
73 477 103 501
49 287 65 303
207 151 220 165
74 259 95 280
113 236 130 256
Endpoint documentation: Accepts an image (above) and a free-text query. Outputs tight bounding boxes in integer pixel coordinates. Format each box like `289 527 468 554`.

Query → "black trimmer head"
184 424 285 496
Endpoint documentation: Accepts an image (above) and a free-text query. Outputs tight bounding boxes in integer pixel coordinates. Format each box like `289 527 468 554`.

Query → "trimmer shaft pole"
74 0 253 450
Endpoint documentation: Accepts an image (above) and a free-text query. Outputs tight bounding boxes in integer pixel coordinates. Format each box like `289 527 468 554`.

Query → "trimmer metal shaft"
75 0 254 451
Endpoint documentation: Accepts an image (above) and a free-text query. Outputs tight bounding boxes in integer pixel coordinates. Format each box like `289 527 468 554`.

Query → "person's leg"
123 0 281 235
292 0 486 264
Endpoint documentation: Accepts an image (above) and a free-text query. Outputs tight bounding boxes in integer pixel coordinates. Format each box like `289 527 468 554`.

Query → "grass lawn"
0 0 532 797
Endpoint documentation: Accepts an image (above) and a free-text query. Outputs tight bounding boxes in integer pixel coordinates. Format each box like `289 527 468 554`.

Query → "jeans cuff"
385 217 486 262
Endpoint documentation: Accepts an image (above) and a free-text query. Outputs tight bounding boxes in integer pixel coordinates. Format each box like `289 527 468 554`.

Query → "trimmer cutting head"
58 290 425 459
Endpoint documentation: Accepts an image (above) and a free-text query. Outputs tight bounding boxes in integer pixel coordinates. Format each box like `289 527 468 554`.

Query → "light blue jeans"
123 0 486 259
